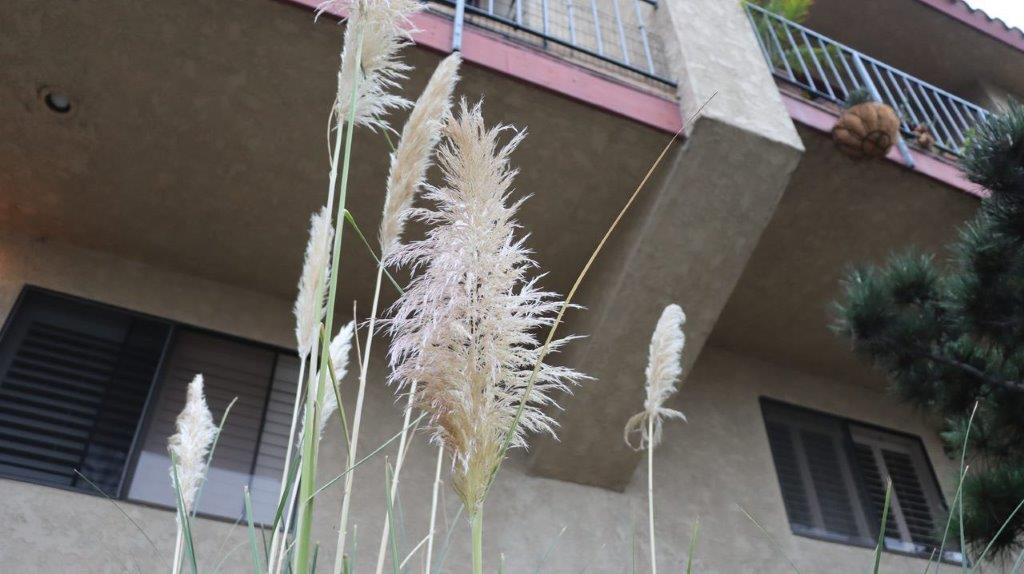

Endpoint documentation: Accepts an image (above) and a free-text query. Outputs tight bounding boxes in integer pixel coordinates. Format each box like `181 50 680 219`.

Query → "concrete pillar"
528 0 805 489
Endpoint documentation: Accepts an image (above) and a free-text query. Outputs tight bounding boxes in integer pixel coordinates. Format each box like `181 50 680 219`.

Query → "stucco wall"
0 232 965 572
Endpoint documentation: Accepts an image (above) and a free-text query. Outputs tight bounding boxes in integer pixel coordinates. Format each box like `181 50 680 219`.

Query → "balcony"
745 2 991 157
428 0 676 87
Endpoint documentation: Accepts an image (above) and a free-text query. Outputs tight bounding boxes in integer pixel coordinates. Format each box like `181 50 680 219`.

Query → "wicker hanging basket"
831 101 900 159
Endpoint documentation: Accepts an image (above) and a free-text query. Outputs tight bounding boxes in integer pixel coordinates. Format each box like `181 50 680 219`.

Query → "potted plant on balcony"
832 88 901 159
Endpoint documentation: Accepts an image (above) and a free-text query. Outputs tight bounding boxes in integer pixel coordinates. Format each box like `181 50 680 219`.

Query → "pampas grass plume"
168 374 217 513
624 304 687 450
328 0 422 131
294 207 335 359
387 100 586 512
379 52 462 258
318 321 355 438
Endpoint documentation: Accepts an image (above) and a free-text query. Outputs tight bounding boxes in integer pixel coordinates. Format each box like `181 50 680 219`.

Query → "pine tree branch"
915 350 1024 394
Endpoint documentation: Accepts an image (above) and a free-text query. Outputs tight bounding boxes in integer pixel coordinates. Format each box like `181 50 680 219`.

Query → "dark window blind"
0 290 169 495
762 399 955 560
850 426 948 556
762 401 873 546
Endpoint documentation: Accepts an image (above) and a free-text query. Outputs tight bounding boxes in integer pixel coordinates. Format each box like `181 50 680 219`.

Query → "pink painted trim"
915 0 1024 54
781 93 987 199
281 0 683 134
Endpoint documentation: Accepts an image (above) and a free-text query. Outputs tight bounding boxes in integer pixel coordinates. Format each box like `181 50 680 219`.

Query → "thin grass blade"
384 462 401 574
309 412 427 501
432 506 464 573
739 505 801 574
532 525 567 574
971 496 1024 571
244 485 265 573
872 479 893 574
171 453 199 574
343 209 404 295
73 469 162 557
193 396 238 517
686 518 700 574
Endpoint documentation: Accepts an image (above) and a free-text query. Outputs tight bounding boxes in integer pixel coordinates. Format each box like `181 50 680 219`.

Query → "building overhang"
805 0 1024 103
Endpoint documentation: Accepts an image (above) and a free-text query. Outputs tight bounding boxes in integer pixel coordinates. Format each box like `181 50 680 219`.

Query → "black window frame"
760 397 962 564
0 285 296 524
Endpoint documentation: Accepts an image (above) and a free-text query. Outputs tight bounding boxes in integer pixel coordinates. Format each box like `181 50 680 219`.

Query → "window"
0 287 297 522
0 290 169 495
127 330 298 523
761 399 962 562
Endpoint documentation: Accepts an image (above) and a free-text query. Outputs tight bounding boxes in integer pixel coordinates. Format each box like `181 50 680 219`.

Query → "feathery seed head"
329 0 421 132
624 304 687 450
294 207 335 359
168 374 218 513
386 100 587 513
318 321 356 438
379 53 462 259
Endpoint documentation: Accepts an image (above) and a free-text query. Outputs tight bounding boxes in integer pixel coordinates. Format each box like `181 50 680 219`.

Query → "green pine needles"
832 100 1024 557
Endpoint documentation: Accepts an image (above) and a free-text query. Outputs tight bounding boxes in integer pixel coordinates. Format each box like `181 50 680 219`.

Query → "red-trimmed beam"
782 92 986 199
282 0 683 134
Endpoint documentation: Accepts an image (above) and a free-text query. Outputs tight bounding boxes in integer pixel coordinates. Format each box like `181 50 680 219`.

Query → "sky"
965 0 1024 30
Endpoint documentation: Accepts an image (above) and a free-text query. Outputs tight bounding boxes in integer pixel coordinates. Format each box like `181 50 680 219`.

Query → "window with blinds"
0 290 170 496
0 287 298 523
127 330 299 522
761 399 960 562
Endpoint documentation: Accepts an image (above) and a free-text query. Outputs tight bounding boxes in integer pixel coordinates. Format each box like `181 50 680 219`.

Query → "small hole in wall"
42 89 72 114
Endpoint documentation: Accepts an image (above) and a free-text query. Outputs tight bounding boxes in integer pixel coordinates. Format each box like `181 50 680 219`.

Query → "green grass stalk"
471 507 484 574
686 519 700 574
333 262 385 574
424 443 444 574
268 355 307 568
647 415 657 574
871 479 893 574
296 30 364 572
374 382 420 574
244 486 264 574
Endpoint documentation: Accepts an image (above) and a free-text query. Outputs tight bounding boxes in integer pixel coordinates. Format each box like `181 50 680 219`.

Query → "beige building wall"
0 231 962 573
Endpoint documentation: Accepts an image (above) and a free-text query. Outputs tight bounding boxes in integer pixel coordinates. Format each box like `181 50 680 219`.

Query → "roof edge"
915 0 1024 54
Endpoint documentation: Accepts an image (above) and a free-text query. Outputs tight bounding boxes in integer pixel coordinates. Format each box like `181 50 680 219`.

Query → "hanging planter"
831 89 901 160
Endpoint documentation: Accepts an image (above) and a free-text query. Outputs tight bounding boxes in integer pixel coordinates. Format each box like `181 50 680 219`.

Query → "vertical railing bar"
780 21 816 92
883 68 921 128
910 79 956 147
634 0 655 74
799 29 834 99
452 0 467 51
567 0 577 45
896 73 932 139
541 0 550 44
933 94 966 145
487 0 494 15
762 11 796 82
746 6 774 68
852 52 915 167
868 62 900 120
817 37 848 99
836 48 858 95
948 101 972 136
590 0 604 56
611 0 630 66
515 0 523 27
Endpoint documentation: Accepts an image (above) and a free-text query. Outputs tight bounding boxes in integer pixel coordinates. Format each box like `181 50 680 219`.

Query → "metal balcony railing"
745 2 990 157
436 0 675 86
